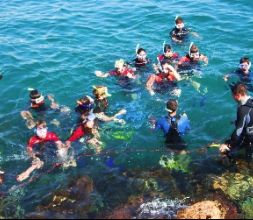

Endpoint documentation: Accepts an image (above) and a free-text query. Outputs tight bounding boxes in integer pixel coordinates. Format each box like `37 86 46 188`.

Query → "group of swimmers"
1 16 253 184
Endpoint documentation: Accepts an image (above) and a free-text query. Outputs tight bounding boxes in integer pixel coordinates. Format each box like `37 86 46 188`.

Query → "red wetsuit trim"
109 68 135 77
67 125 86 142
157 53 179 62
28 132 60 149
155 73 176 84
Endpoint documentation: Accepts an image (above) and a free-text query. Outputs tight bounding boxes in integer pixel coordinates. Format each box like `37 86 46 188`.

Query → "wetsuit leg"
245 142 253 163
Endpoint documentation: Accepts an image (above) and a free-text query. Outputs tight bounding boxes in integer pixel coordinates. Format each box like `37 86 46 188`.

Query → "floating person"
95 59 136 79
92 86 126 124
177 42 208 71
132 44 150 68
65 113 103 153
146 60 181 96
17 120 66 182
224 57 253 91
157 43 180 66
150 99 190 150
0 73 3 80
219 83 253 164
170 16 199 43
21 89 70 129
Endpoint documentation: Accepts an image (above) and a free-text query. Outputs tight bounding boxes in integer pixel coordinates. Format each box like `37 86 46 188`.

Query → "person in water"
151 99 190 150
65 113 103 153
92 86 126 123
95 59 136 79
146 60 181 96
133 47 150 67
220 83 253 164
21 89 69 129
170 16 199 43
17 120 66 182
157 44 180 65
0 171 4 185
224 57 253 91
177 43 208 69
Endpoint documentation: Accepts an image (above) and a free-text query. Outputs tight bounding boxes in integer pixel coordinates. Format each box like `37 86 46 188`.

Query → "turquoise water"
0 0 253 217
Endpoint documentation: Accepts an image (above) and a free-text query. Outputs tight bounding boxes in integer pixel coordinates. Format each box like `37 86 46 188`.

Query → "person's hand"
219 144 230 153
116 109 127 116
223 75 229 82
149 90 155 96
95 71 107 78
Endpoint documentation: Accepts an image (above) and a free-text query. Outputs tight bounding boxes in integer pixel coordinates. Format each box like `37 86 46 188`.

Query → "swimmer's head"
115 59 126 71
136 48 147 60
161 60 172 74
175 16 185 29
77 96 94 112
163 44 174 58
93 86 111 100
239 57 251 73
30 89 45 106
35 120 48 139
189 43 200 60
166 99 178 114
230 83 248 102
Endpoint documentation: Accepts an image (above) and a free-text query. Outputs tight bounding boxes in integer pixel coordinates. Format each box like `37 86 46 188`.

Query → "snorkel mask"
35 126 48 139
239 62 251 71
31 95 45 104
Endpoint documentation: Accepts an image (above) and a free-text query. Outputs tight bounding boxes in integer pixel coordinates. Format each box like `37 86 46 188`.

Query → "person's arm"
95 71 110 78
47 94 60 110
230 106 248 148
17 158 44 182
146 74 157 96
95 110 126 124
200 54 208 64
168 64 181 81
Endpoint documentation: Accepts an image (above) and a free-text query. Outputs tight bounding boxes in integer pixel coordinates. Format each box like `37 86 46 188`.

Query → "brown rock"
177 200 238 219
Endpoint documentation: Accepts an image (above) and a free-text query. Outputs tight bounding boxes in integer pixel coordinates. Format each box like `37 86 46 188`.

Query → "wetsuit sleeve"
109 70 117 76
27 136 38 149
67 126 86 142
47 132 60 142
230 106 249 147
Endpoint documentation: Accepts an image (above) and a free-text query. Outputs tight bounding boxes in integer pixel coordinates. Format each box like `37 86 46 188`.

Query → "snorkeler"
0 171 4 185
92 86 126 123
220 83 253 164
170 16 199 43
21 89 70 129
146 60 181 96
75 95 94 115
133 45 150 67
177 43 208 69
150 99 190 150
224 57 253 91
65 113 103 153
17 120 66 182
95 59 136 79
157 43 180 65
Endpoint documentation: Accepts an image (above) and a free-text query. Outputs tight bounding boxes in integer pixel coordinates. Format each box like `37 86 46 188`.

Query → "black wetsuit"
133 58 150 68
170 27 189 42
229 98 253 162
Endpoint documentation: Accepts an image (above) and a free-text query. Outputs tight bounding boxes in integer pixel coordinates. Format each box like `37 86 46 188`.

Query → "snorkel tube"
189 42 194 57
135 43 140 56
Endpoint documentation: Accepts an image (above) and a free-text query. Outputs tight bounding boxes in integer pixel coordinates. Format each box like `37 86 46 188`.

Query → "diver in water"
170 16 199 43
177 43 208 71
220 83 253 165
151 99 190 150
157 43 180 66
146 60 181 96
133 47 150 68
95 59 136 79
17 120 66 182
224 57 253 92
21 89 70 129
92 86 126 123
65 113 104 153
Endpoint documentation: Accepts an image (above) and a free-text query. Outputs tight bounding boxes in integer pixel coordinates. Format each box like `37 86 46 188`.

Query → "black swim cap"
30 90 41 99
164 44 172 53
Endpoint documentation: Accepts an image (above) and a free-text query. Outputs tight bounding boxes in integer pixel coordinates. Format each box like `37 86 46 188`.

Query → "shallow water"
0 0 252 217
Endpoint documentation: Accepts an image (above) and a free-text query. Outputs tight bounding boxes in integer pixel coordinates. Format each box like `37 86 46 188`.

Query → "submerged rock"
177 200 238 219
27 176 103 219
